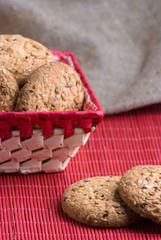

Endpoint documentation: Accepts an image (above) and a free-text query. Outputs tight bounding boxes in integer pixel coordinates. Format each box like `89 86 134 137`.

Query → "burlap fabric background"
0 0 161 114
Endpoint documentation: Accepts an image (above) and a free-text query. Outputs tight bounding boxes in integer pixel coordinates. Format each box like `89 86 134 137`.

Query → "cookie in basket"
0 67 19 111
0 34 54 87
118 165 161 225
16 61 84 112
61 176 145 227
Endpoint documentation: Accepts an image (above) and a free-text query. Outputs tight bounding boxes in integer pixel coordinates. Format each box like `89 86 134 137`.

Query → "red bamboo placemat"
1 104 161 240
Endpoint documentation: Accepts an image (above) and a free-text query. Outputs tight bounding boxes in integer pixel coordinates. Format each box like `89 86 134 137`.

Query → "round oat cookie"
15 61 84 112
0 67 19 111
0 34 54 87
118 165 161 225
61 176 144 227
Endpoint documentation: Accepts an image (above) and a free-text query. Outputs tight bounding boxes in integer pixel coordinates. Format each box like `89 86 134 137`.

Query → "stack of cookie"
0 34 84 112
61 165 161 227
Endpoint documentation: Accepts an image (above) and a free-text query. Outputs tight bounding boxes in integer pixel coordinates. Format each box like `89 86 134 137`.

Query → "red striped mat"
1 104 161 239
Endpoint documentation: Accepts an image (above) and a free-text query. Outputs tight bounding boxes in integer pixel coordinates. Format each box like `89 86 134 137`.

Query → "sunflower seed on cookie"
0 34 54 87
15 61 84 112
61 176 145 227
118 165 161 225
0 67 19 111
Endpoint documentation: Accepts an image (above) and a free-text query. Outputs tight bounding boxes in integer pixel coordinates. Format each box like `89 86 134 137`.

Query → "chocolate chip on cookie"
118 165 161 225
0 34 54 87
16 61 84 112
61 176 145 227
0 67 19 111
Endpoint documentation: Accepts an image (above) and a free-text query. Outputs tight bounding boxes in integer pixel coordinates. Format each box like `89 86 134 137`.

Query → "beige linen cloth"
1 0 161 114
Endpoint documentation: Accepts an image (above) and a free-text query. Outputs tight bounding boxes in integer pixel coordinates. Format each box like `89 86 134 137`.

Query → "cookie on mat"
0 34 54 87
0 67 19 111
118 165 161 225
16 61 84 112
61 176 144 227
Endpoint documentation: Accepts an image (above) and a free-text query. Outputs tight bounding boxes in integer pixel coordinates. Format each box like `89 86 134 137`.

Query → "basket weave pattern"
0 128 90 173
0 50 104 173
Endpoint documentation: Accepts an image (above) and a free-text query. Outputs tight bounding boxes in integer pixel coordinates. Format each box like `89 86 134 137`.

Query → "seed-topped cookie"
0 34 54 87
61 176 144 227
16 61 84 112
0 67 19 111
118 165 161 225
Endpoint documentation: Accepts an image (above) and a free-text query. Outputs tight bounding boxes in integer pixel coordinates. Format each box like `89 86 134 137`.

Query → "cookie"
0 67 19 111
61 176 144 227
118 165 161 225
15 61 84 112
0 34 54 87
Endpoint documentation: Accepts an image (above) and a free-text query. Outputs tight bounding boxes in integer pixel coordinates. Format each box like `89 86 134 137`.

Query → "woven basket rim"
0 50 104 139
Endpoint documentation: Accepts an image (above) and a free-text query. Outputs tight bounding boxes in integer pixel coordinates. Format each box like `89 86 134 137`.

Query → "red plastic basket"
0 50 104 173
